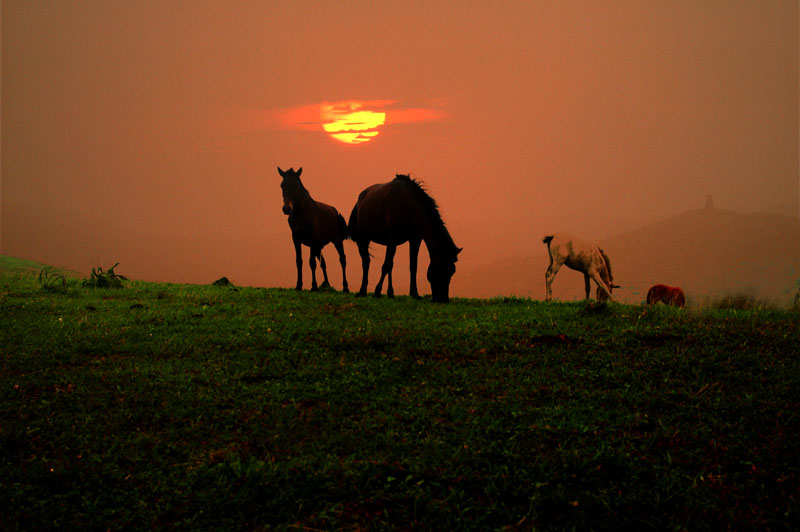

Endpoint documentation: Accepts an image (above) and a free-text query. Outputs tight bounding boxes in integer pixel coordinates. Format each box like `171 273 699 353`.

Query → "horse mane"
599 248 613 282
288 173 313 205
394 174 446 229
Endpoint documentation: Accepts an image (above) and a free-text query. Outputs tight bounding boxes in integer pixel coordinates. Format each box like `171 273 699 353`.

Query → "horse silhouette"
279 167 348 292
348 174 461 303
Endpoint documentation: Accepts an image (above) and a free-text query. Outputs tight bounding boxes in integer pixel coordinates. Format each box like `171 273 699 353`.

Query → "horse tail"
347 204 359 242
337 212 349 240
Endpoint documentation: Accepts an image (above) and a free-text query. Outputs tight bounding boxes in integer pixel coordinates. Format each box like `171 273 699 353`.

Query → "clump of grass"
707 291 775 310
577 300 610 316
37 267 67 293
82 262 128 288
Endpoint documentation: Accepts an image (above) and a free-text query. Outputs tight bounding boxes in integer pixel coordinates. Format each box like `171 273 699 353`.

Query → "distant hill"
452 207 800 304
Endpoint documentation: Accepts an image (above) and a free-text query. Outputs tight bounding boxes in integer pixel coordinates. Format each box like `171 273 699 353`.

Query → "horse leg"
334 240 349 293
357 241 370 297
408 238 421 299
584 273 592 300
544 260 562 301
375 245 396 298
318 250 331 289
309 247 319 291
588 269 615 302
385 245 396 298
293 237 303 291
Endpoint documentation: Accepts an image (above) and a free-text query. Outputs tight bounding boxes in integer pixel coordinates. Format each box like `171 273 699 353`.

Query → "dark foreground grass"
1 273 798 530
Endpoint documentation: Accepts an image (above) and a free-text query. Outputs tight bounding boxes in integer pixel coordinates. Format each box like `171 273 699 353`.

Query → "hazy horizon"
3 1 798 296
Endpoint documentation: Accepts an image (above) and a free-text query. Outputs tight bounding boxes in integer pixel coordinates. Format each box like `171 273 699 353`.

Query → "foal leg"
544 260 562 301
293 237 303 291
374 245 396 297
334 240 349 293
584 274 592 300
588 269 615 302
356 241 370 297
408 238 421 299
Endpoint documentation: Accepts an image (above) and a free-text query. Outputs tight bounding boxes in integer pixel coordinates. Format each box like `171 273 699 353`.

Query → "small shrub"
38 267 67 293
83 262 128 289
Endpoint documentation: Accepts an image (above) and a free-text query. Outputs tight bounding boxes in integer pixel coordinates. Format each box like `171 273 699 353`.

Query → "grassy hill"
1 273 798 530
454 207 800 305
0 255 82 277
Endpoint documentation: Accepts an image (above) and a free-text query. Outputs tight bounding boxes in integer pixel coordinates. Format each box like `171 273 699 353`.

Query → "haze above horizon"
2 1 798 296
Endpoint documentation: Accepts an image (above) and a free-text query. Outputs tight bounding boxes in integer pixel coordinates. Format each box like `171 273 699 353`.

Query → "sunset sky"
2 1 798 294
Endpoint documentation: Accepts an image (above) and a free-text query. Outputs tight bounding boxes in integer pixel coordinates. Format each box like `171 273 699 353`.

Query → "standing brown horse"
279 167 348 292
348 174 461 303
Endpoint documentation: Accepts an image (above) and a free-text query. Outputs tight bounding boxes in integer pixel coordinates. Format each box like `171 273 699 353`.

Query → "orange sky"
2 1 798 294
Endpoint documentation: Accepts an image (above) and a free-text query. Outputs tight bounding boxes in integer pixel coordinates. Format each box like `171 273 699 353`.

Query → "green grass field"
1 269 798 530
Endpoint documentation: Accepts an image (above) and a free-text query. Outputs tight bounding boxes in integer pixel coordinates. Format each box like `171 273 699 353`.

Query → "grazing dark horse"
348 174 461 303
278 167 348 292
646 284 686 307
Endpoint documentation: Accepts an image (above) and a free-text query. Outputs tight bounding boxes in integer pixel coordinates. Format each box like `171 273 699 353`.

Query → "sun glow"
321 102 386 144
272 100 446 144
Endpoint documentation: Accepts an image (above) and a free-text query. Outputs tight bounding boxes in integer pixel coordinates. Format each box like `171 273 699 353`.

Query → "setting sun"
320 102 386 144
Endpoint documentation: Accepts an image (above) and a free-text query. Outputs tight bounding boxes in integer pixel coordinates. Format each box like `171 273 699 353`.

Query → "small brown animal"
646 284 686 307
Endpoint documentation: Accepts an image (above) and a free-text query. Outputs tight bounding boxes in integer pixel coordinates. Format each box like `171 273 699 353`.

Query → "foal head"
595 249 620 302
278 166 304 215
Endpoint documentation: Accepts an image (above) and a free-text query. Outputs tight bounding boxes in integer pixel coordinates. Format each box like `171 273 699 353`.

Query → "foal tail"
543 235 554 267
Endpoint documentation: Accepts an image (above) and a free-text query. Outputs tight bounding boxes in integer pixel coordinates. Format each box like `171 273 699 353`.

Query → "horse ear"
278 166 286 177
297 167 302 177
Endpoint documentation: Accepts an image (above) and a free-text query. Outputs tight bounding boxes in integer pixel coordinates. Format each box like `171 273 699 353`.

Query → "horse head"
596 282 621 302
427 246 462 303
278 166 303 215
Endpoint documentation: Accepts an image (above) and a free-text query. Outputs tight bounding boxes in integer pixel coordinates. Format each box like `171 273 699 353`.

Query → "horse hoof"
342 288 350 294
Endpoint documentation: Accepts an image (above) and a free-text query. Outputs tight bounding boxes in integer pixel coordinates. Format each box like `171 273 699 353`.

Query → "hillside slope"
453 207 800 304
0 255 82 278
